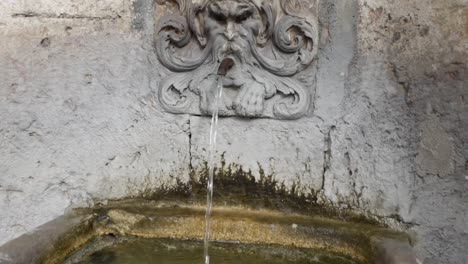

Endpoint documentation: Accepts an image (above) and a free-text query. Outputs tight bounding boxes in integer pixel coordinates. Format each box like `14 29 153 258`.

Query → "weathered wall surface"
353 1 468 263
0 0 191 247
0 0 466 263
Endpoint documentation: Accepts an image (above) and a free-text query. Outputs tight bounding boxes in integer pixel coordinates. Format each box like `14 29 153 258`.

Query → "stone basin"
0 199 417 264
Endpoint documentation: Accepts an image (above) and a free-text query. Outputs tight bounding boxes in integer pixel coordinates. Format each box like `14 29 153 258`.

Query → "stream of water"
203 76 223 264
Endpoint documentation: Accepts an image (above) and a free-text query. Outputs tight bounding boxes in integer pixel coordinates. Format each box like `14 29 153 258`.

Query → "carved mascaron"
155 0 319 119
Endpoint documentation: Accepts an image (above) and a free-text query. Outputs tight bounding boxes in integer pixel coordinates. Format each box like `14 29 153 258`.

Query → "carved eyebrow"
236 4 251 10
234 5 253 21
235 4 253 14
208 3 228 20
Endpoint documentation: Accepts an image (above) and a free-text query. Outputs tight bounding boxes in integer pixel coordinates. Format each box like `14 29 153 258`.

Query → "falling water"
203 76 223 264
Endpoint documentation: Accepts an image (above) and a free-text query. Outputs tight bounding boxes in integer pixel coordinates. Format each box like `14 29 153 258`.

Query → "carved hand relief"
155 0 319 119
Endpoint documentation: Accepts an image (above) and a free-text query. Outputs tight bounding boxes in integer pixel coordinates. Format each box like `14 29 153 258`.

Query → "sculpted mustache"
210 31 246 42
211 35 245 55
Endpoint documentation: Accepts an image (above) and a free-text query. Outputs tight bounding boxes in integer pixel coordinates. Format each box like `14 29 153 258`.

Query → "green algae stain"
128 159 382 226
38 158 411 264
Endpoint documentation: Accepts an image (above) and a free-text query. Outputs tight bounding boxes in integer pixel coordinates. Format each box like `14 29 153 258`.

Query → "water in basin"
66 237 360 264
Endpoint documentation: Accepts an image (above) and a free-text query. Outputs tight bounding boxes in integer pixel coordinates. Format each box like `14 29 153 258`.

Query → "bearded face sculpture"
155 0 319 119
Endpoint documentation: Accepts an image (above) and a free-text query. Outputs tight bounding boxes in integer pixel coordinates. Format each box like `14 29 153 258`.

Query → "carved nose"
225 21 236 40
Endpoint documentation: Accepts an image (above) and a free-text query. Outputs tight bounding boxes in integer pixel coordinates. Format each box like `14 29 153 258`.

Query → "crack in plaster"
12 12 122 20
186 117 193 173
321 126 334 190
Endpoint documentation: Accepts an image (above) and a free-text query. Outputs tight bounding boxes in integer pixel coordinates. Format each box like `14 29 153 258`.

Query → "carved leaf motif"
281 0 316 16
158 73 193 113
249 15 318 77
155 0 188 12
256 2 276 46
156 15 211 72
260 72 311 119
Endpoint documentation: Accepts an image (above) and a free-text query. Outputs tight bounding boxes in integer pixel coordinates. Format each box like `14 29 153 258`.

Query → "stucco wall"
0 0 466 263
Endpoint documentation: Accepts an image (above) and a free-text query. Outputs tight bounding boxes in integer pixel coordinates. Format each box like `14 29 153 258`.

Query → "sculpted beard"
197 0 268 116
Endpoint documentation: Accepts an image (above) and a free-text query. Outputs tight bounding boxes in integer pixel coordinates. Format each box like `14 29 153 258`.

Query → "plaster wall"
0 0 467 263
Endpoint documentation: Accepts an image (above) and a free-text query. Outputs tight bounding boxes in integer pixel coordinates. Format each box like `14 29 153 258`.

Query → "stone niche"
154 0 319 119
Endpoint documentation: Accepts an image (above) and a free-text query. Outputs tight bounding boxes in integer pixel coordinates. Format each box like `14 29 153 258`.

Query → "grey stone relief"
155 0 319 119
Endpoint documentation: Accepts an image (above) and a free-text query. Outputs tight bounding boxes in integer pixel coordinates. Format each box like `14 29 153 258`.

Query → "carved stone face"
204 1 259 85
155 0 319 119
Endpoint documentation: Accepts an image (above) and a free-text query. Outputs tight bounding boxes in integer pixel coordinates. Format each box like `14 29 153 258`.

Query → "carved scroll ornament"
155 0 319 119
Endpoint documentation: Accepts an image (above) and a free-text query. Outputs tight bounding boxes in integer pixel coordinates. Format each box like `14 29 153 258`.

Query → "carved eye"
212 12 227 23
208 4 227 23
235 9 253 23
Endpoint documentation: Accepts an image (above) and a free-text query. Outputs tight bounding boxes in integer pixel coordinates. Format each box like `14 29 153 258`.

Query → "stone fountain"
1 0 466 263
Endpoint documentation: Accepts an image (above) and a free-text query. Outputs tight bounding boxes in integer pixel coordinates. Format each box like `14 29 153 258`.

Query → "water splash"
204 76 223 264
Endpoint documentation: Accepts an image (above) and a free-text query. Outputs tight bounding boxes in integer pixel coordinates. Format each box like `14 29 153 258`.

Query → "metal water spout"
217 57 235 76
